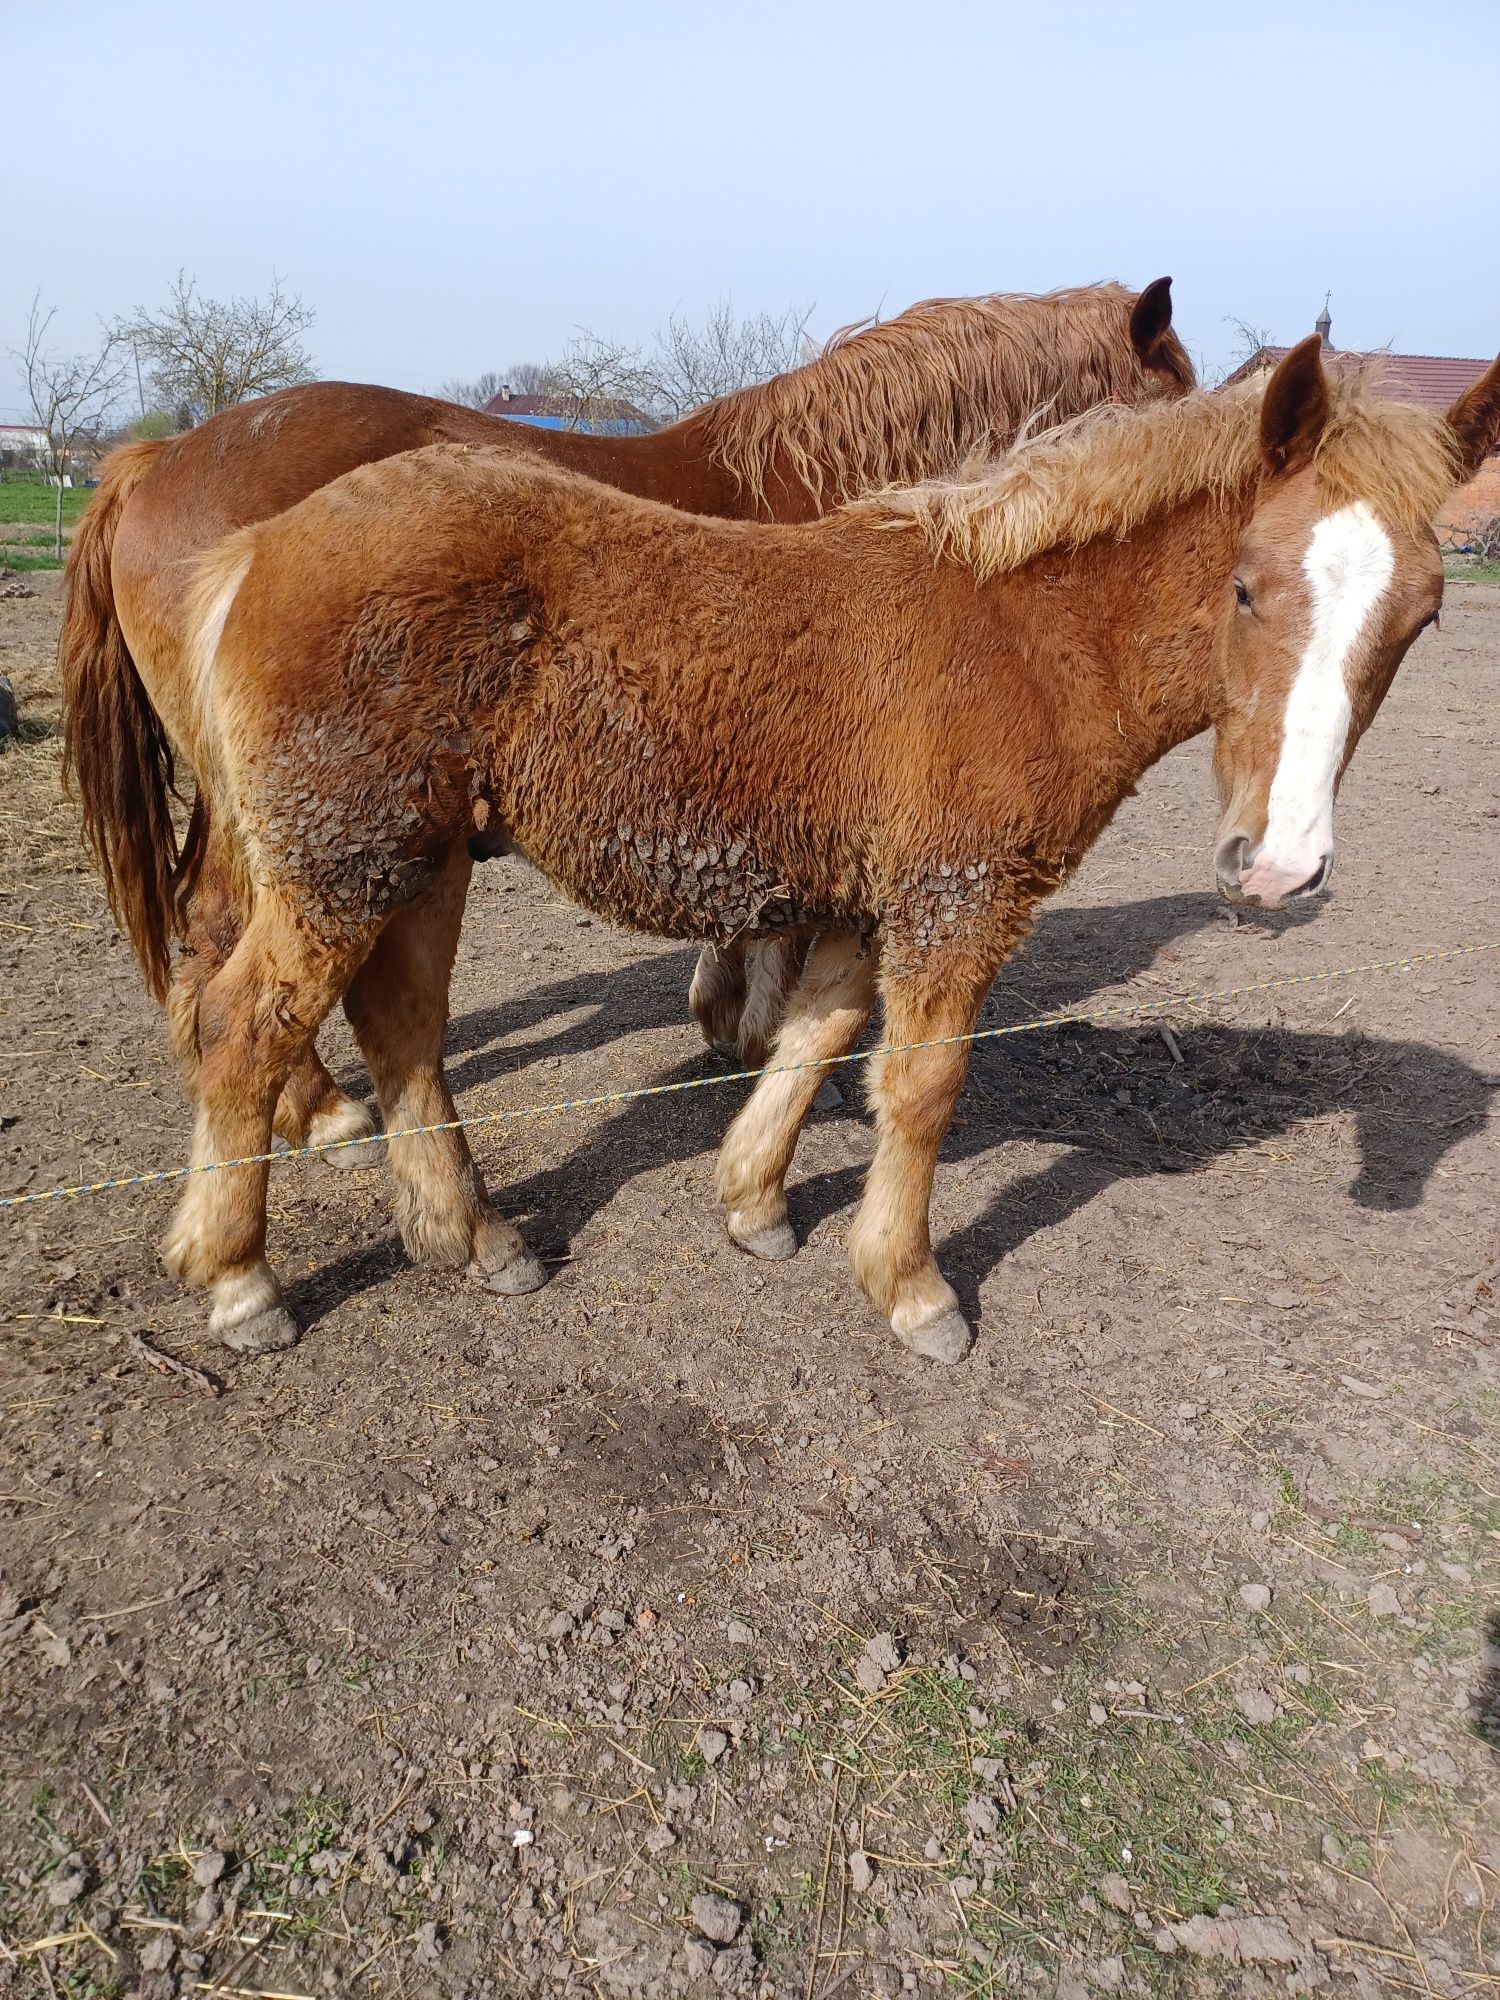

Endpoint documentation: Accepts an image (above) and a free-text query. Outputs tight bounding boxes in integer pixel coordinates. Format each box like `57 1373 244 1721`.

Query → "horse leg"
173 806 374 1163
688 941 750 1057
716 931 877 1259
736 935 811 1066
846 956 995 1365
342 847 546 1298
160 894 359 1354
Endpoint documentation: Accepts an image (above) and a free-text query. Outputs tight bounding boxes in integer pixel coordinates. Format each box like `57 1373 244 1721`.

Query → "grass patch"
0 475 93 529
1444 556 1500 585
0 548 65 571
1420 1595 1482 1660
236 1791 353 1941
772 1646 1237 1986
138 1849 193 1907
751 1584 1484 1993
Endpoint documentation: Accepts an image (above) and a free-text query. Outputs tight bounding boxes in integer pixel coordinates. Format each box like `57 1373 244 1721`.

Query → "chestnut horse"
69 337 1500 1366
61 280 1191 1154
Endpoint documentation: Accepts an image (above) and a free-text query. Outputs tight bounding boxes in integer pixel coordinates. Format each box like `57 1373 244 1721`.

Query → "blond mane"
695 283 1188 512
857 364 1462 580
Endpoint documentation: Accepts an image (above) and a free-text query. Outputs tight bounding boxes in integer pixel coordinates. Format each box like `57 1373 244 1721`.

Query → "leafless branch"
439 363 560 408
543 299 814 431
11 292 126 556
116 272 316 426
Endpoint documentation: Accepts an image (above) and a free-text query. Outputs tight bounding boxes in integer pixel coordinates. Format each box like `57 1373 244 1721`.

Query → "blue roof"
497 412 649 437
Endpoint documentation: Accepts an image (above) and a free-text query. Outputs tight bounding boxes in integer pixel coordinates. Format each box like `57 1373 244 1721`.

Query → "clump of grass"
138 1849 193 1908
236 1792 353 1941
0 476 93 529
770 1642 1237 1988
0 549 66 571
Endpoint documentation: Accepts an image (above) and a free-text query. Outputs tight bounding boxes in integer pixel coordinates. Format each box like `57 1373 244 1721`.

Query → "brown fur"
61 280 1191 1117
142 344 1496 1362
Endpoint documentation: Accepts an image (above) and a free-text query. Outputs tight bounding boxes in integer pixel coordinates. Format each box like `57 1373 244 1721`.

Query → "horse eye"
1233 578 1251 609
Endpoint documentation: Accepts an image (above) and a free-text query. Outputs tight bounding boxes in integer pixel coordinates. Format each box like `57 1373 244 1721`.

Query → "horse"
60 279 1192 1152
68 335 1500 1366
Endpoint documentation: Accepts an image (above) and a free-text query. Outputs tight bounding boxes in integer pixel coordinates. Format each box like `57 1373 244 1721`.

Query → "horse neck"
1084 487 1248 761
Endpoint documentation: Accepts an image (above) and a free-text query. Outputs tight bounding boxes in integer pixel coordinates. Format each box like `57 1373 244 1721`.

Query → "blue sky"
5 0 1497 422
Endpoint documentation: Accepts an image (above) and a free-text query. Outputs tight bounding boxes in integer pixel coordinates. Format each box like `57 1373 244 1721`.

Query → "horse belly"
494 719 853 946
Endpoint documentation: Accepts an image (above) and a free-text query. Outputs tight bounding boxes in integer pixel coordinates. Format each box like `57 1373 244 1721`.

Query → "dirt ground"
2 567 1498 2000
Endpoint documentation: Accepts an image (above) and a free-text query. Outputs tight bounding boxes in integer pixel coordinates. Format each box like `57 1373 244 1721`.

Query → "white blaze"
1243 501 1393 900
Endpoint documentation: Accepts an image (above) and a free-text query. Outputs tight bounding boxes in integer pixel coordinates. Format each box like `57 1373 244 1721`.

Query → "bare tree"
438 362 560 408
14 294 126 557
1200 315 1277 387
438 369 506 409
546 300 814 430
643 301 815 422
506 360 558 398
542 332 657 432
116 272 315 426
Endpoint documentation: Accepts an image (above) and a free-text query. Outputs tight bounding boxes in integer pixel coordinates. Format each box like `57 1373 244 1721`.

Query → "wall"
1437 452 1500 541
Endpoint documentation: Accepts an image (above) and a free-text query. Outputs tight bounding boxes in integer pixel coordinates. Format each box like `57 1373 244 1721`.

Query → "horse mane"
856 364 1462 581
694 283 1191 512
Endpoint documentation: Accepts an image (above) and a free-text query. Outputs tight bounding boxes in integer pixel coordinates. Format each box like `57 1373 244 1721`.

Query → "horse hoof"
473 1251 548 1296
308 1102 377 1169
219 1306 301 1355
891 1304 973 1365
727 1212 798 1261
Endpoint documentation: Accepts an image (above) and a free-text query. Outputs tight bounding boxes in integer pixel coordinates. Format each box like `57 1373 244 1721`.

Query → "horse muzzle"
1214 832 1332 908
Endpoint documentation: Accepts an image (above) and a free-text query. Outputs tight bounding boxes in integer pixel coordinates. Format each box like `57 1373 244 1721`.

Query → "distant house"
480 384 653 436
1227 305 1500 539
0 422 49 470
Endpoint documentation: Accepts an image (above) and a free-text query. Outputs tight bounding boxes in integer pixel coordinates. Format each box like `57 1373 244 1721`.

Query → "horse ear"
1445 354 1500 481
1260 335 1329 476
1129 277 1174 361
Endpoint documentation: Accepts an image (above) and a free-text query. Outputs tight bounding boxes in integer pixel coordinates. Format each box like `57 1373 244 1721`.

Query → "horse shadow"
422 888 1291 1097
1473 1612 1500 1759
300 891 1493 1330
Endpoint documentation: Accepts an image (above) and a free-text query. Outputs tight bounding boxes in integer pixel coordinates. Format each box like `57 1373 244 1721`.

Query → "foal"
61 280 1192 1150
91 339 1500 1361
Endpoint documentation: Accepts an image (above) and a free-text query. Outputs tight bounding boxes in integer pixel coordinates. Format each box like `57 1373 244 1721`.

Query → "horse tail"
59 438 180 1001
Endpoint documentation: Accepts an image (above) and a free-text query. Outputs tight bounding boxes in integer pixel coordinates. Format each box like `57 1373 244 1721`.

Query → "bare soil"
2 570 1498 2000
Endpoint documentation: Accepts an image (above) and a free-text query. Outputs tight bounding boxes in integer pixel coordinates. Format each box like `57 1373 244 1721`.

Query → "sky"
5 0 1498 424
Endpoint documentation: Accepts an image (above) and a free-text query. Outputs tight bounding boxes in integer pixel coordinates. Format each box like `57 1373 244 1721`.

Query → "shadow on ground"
299 892 1494 1329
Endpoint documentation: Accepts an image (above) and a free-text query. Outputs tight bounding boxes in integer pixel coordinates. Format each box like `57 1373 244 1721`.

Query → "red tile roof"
1227 344 1492 414
481 392 562 418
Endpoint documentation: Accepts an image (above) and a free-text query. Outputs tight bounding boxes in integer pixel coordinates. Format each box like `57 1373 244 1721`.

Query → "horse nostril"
1214 832 1249 884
